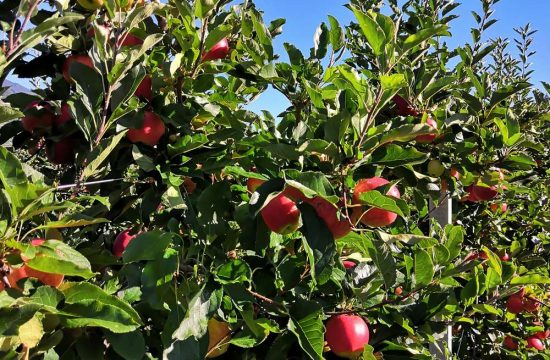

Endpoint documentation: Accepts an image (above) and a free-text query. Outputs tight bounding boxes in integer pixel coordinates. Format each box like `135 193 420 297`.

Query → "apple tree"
0 0 549 359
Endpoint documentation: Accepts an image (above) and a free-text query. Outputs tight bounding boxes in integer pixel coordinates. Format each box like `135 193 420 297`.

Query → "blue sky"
248 0 550 115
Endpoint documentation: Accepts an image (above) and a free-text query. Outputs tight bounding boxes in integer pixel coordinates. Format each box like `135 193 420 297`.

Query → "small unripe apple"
526 336 545 351
306 197 351 239
112 229 137 258
325 314 370 359
127 111 166 146
202 38 230 62
506 293 524 314
77 0 104 10
63 55 94 83
503 335 518 350
46 137 76 165
415 118 438 144
21 101 54 133
392 95 419 116
247 178 265 193
260 194 301 235
206 318 231 358
427 159 445 177
352 177 401 227
55 103 72 126
343 260 356 269
134 75 153 100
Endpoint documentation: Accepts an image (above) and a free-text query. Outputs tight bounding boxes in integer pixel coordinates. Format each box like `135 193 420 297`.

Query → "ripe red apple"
21 101 54 133
7 239 64 289
450 167 461 179
526 336 545 351
55 103 72 126
415 117 438 143
506 293 524 314
503 336 518 350
535 330 550 340
247 178 265 193
325 314 370 359
134 75 153 100
343 260 356 269
281 186 307 202
523 297 541 313
127 111 166 146
260 194 301 235
181 177 197 194
392 95 419 116
395 286 403 296
427 159 445 177
117 33 144 47
466 184 498 202
202 38 230 62
112 229 137 258
352 177 401 227
490 203 508 213
63 55 94 83
306 197 351 239
46 137 76 165
206 318 231 358
500 252 510 262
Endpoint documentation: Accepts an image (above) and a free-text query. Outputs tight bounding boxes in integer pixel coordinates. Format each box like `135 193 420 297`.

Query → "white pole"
428 190 453 359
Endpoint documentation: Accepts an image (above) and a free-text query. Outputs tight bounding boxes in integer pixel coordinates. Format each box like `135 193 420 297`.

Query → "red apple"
306 196 351 239
490 203 508 213
395 287 403 296
206 318 231 358
466 184 498 202
535 330 550 340
127 111 166 146
46 137 76 165
260 194 300 235
343 260 356 269
352 177 401 227
281 186 307 202
118 33 144 47
503 336 518 350
113 229 137 258
506 293 524 314
526 336 545 351
415 117 438 143
55 103 72 126
450 167 461 179
7 239 64 289
500 253 510 262
134 75 153 100
325 314 370 359
202 38 230 62
523 297 541 313
63 55 94 83
21 101 54 133
392 95 419 116
247 178 265 193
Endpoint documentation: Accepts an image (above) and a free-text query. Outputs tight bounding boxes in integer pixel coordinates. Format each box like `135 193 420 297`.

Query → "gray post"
428 190 453 359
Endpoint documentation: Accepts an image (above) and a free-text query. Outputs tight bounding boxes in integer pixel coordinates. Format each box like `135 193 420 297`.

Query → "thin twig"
8 0 42 55
247 289 285 309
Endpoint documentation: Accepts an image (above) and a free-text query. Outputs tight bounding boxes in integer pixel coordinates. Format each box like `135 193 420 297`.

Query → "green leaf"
0 105 23 124
171 284 222 341
357 190 405 217
34 214 109 230
487 82 531 114
106 330 146 360
23 240 94 279
327 15 344 51
403 24 449 51
370 144 428 167
380 73 406 90
122 231 175 263
445 225 464 261
82 131 127 179
287 300 324 360
351 8 385 56
471 304 502 316
194 0 217 18
364 234 397 289
60 282 142 333
313 22 329 59
510 275 550 285
215 260 252 285
414 249 434 286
